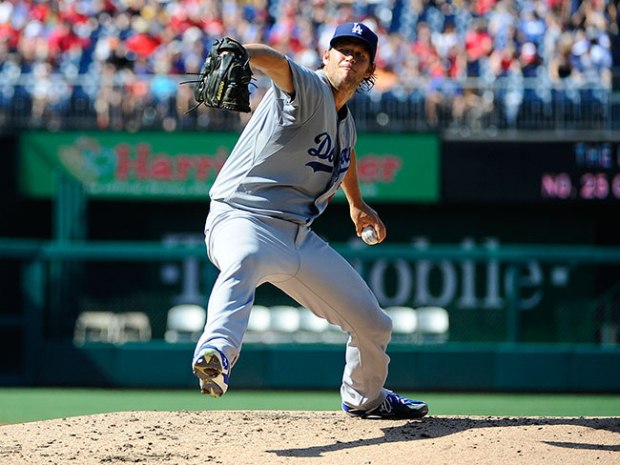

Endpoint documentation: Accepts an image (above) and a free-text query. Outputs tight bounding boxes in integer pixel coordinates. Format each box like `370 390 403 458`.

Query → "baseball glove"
194 37 253 113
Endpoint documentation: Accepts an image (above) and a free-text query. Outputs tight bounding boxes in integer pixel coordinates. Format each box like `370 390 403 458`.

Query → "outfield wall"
36 341 620 393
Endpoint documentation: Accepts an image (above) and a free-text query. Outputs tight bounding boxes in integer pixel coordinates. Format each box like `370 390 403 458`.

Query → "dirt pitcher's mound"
1 411 619 465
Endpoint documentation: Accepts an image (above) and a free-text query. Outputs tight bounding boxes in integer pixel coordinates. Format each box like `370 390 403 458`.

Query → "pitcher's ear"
323 48 331 65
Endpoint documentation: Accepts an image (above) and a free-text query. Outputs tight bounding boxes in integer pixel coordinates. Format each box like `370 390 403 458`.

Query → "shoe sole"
193 350 226 398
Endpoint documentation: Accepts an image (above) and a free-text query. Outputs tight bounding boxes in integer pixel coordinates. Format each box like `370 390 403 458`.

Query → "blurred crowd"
0 0 618 131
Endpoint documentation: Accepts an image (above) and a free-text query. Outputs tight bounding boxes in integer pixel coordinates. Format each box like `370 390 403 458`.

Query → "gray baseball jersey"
209 58 356 225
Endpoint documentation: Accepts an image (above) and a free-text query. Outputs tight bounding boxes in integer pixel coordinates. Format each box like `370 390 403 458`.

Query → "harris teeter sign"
19 131 438 202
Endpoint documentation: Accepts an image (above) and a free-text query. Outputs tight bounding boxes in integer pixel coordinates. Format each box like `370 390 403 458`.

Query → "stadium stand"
0 0 617 133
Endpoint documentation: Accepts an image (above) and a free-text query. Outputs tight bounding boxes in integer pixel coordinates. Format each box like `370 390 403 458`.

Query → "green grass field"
1 388 619 424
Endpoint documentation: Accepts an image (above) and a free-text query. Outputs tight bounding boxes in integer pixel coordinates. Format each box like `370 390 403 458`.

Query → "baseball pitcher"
191 22 428 420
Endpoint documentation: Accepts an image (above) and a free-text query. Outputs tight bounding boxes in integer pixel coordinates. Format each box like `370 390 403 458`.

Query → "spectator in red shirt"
465 18 494 77
411 22 439 76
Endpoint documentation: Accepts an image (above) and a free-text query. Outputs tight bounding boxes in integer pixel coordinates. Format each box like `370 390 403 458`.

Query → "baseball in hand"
361 226 379 245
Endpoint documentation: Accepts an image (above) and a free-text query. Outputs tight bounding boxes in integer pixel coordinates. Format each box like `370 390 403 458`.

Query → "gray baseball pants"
194 201 392 410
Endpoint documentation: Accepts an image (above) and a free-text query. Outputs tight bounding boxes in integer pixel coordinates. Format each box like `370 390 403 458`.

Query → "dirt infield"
1 411 619 465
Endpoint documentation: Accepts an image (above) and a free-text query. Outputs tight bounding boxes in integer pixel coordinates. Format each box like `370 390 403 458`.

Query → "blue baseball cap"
330 22 378 63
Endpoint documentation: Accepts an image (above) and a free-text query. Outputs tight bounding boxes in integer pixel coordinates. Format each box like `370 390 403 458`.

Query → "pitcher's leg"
192 214 261 397
275 231 392 410
194 265 257 366
195 210 299 366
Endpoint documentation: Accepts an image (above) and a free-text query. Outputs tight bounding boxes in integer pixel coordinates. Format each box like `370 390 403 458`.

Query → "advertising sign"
19 131 439 202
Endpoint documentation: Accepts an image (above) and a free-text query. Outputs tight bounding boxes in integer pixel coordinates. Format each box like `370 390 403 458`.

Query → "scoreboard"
442 140 620 204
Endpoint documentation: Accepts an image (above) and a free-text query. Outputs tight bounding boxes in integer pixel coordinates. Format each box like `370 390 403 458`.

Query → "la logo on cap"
352 23 363 35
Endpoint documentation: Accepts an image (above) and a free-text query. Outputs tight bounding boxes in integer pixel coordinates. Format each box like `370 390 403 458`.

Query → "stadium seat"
385 306 418 342
415 306 450 343
245 305 272 343
164 304 206 343
73 311 118 345
268 305 301 341
116 312 152 343
269 305 301 332
247 305 271 332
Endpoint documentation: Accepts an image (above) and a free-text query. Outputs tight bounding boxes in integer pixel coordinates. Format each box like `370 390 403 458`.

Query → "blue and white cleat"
192 345 230 398
342 391 428 419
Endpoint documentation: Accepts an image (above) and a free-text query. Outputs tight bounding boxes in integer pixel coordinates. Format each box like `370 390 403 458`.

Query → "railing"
0 73 616 133
2 238 620 340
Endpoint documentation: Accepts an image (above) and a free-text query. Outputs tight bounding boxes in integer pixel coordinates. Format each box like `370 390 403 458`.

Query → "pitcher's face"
323 40 374 92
